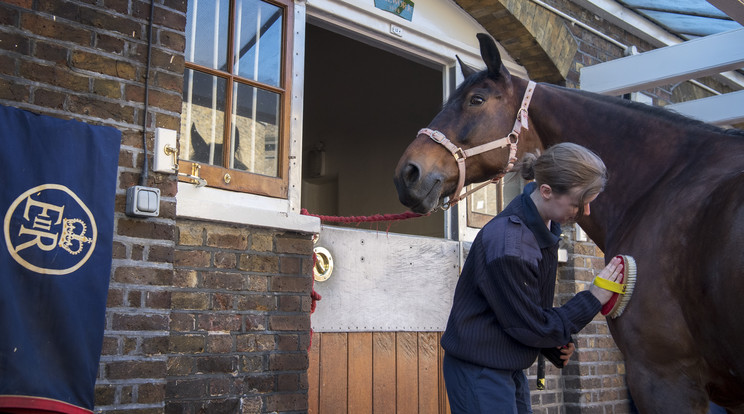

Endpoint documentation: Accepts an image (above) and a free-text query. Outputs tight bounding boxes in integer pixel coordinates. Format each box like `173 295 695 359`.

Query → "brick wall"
0 0 314 413
166 221 313 413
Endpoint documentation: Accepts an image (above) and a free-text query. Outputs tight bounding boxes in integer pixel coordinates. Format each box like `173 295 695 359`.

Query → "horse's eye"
469 95 485 105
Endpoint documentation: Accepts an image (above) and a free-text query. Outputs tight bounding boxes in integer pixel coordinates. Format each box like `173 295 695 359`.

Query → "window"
466 172 526 228
180 0 293 198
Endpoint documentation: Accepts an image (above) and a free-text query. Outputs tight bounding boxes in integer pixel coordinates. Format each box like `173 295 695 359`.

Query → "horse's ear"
456 55 478 79
476 33 510 80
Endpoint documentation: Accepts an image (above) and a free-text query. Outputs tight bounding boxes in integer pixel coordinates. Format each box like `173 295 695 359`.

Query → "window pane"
180 69 228 167
230 82 280 176
185 0 229 70
233 0 283 87
502 173 522 206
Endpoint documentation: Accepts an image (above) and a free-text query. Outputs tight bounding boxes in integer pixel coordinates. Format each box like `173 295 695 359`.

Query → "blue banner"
0 105 120 413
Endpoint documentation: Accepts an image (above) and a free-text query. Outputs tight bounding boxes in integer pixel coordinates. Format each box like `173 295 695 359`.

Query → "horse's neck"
527 84 691 251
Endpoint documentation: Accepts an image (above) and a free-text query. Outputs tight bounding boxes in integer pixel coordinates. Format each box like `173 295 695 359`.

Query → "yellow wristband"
593 276 626 294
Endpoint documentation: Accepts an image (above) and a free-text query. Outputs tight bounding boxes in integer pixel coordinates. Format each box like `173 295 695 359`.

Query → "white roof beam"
580 28 744 96
666 90 744 126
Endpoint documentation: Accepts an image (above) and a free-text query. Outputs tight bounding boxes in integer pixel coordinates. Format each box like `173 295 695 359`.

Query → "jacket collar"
521 182 562 248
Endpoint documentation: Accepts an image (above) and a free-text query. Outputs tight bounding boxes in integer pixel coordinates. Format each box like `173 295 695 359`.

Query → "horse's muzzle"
394 162 443 214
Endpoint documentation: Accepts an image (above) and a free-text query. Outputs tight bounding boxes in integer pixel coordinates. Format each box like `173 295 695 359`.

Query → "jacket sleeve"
477 254 601 348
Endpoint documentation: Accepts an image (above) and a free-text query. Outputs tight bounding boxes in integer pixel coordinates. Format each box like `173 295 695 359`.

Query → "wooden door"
308 332 450 413
307 227 458 413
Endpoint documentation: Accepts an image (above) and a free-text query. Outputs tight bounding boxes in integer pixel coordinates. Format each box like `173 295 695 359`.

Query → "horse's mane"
555 84 744 137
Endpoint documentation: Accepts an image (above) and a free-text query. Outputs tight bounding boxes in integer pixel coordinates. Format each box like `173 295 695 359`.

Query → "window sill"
176 182 320 234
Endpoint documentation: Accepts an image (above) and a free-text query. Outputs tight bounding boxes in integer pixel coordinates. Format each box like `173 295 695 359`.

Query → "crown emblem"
58 218 92 255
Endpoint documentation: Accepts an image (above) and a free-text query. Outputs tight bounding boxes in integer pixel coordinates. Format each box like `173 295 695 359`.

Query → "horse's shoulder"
481 215 541 265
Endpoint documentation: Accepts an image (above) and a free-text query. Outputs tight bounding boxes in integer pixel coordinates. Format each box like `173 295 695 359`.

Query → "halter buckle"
453 147 466 161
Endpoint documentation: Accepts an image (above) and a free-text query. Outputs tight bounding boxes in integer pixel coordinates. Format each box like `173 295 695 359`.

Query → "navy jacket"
441 182 601 370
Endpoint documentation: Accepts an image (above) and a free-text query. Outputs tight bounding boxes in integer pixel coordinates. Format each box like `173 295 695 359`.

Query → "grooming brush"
597 255 637 319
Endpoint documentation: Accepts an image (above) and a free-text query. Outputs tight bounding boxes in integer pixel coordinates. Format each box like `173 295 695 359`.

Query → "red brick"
112 313 169 330
275 234 313 254
265 392 308 412
0 30 29 54
212 293 233 311
117 218 175 241
269 314 310 331
169 334 205 353
171 291 209 310
106 360 166 379
166 355 193 376
95 384 116 406
0 79 28 101
238 294 275 312
21 14 91 46
68 95 136 120
202 271 246 291
92 78 122 99
169 312 195 332
206 227 248 250
205 333 232 353
197 313 242 332
138 382 165 404
214 252 237 269
71 50 136 80
239 254 279 273
113 266 173 285
271 276 312 293
145 290 171 309
0 55 15 76
141 336 169 355
20 60 89 92
236 334 275 352
195 355 237 373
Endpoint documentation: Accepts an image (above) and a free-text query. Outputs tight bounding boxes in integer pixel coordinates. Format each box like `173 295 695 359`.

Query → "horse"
394 33 744 413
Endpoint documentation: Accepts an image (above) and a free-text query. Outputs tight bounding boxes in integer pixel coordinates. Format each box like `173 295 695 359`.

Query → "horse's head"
394 33 539 213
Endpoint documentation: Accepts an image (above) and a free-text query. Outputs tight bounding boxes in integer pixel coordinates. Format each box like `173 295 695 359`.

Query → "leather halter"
418 80 536 209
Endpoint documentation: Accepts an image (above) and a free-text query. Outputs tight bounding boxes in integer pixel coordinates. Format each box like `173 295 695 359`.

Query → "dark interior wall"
301 24 445 237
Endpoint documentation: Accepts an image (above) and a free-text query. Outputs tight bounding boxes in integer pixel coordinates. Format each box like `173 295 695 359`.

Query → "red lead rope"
300 208 427 223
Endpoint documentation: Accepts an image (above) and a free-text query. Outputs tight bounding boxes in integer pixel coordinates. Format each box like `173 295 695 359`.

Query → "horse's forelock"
444 71 493 109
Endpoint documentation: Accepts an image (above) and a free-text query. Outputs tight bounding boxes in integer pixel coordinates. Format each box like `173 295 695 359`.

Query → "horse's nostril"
403 163 420 186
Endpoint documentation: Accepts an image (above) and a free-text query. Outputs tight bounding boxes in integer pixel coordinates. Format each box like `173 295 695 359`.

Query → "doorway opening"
301 23 445 237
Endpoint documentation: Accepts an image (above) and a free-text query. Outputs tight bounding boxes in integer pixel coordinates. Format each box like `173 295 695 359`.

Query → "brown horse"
394 33 744 413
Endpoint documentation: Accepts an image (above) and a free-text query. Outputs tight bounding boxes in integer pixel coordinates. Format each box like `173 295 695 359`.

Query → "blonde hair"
519 143 607 215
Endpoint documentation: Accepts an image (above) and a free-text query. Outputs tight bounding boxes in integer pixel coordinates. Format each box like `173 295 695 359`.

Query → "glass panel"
230 81 280 176
470 183 500 216
185 0 230 70
468 173 524 223
617 0 729 18
233 0 283 87
639 10 741 36
180 69 228 167
502 173 523 207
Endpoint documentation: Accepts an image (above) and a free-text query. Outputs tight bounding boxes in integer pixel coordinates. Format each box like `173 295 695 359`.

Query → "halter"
418 80 536 209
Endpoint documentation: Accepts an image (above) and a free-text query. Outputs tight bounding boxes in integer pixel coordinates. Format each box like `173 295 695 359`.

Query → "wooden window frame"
179 0 294 199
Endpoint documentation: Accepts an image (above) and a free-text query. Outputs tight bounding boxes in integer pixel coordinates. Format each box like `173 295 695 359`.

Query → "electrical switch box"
153 127 178 173
125 186 160 217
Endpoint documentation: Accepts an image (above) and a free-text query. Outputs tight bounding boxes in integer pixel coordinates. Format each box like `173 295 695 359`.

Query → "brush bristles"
610 255 636 318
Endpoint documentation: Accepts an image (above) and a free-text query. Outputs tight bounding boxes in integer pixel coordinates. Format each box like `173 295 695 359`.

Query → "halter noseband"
418 80 536 209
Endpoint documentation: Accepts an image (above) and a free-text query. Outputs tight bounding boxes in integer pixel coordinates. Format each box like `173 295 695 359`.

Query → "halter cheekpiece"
418 80 536 209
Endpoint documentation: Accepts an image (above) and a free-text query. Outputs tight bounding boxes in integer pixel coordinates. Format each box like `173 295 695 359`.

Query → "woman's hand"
589 256 624 305
559 342 575 367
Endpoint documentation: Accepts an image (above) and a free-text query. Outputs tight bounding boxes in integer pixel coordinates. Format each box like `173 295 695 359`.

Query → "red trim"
0 395 93 414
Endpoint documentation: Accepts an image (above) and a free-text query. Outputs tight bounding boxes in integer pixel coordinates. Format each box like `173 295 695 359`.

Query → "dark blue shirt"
441 182 602 370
